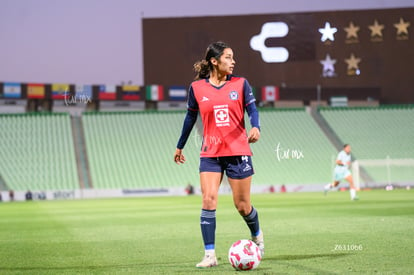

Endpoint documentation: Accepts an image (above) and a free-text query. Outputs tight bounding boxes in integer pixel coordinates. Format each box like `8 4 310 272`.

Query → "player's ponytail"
193 41 230 80
193 59 210 80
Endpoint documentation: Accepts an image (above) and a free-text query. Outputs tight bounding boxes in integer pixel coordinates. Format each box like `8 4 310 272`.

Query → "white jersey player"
324 144 359 200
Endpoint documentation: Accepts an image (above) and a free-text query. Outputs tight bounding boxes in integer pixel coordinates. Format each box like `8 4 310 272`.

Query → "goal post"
352 157 414 189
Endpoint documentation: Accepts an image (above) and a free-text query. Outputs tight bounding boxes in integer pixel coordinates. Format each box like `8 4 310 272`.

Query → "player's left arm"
243 80 260 143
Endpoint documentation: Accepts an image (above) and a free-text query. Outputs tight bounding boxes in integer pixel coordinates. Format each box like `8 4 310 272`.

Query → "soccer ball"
228 239 262 271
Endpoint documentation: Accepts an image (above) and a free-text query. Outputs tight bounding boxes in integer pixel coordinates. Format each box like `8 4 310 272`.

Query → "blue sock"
200 209 216 250
243 206 260 237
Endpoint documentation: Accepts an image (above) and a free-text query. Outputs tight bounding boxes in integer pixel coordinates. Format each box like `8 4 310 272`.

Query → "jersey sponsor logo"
229 91 238 100
214 105 230 127
201 96 210 102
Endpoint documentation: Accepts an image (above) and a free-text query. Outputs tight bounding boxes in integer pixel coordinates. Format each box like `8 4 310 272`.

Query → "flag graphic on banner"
27 83 45 99
3 82 22 98
122 85 141 100
145 85 164 101
99 85 116 100
75 85 93 102
261 86 279 101
168 86 187 101
52 83 70 99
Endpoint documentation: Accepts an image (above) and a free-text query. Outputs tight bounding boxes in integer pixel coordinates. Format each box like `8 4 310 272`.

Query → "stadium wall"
0 184 335 202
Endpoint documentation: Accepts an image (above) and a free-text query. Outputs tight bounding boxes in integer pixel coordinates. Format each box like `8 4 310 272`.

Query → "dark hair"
193 41 230 80
343 144 350 148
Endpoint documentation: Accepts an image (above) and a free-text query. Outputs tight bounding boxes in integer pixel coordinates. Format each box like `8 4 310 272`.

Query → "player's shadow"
268 252 350 261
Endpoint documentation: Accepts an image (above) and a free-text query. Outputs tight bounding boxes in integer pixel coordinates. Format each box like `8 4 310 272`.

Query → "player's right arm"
335 151 347 166
174 148 186 164
174 86 199 164
336 159 344 165
336 151 342 165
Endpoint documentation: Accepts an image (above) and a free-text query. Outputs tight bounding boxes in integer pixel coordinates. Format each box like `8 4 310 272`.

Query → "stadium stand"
251 109 338 187
319 106 414 184
82 111 200 189
0 113 79 191
2 106 411 192
81 109 339 190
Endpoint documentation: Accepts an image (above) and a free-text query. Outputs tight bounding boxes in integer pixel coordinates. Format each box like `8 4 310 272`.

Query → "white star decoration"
319 22 338 42
320 54 337 77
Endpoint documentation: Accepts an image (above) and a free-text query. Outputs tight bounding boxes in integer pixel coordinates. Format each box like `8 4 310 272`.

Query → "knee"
235 201 251 216
202 194 218 210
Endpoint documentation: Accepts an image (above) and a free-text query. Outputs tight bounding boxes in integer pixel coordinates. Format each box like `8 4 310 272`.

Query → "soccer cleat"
252 230 265 258
324 184 331 196
196 253 218 268
352 196 360 201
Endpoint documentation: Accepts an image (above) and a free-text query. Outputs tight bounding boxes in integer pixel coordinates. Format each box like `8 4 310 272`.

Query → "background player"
174 41 264 268
324 144 359 200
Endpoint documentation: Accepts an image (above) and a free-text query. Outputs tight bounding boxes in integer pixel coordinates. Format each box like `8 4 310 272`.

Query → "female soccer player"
324 144 359 200
174 41 264 268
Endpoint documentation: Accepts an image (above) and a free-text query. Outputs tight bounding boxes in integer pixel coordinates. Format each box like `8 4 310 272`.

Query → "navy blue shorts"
199 156 254 179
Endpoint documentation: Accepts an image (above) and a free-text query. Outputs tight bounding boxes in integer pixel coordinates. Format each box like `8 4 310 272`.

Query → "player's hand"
248 127 260 143
174 148 186 164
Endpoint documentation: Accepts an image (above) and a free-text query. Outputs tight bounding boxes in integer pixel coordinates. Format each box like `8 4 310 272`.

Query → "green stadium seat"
0 113 79 191
82 112 200 189
319 106 414 183
251 109 337 186
82 110 338 189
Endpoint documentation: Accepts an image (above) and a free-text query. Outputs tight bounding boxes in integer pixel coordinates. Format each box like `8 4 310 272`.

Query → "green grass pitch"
0 189 413 274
